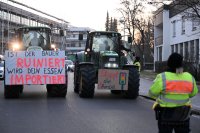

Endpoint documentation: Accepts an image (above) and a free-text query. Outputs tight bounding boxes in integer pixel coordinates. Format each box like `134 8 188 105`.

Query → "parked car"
65 60 74 72
0 60 4 80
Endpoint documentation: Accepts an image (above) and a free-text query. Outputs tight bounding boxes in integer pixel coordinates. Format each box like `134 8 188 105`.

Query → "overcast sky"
13 0 121 30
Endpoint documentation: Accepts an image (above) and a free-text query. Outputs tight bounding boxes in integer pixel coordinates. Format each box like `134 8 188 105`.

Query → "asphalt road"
0 72 199 133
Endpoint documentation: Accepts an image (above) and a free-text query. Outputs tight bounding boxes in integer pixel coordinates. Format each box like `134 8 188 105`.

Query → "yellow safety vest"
149 72 198 107
133 61 141 72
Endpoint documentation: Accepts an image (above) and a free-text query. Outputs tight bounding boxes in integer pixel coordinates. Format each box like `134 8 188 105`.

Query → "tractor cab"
9 27 54 51
84 31 122 69
87 31 121 53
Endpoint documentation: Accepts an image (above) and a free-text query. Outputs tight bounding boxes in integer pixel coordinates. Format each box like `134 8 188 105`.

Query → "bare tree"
174 0 200 18
134 17 154 64
117 0 154 67
117 0 144 44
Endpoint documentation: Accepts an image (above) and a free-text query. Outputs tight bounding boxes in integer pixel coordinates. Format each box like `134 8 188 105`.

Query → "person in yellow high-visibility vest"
149 53 198 133
133 56 141 72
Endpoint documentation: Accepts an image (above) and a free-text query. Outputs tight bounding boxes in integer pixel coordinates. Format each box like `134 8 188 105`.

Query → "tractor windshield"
92 34 119 52
21 31 50 49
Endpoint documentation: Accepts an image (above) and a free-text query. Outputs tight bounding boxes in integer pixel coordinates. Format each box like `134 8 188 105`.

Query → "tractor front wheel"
79 65 95 98
74 64 80 94
123 66 140 99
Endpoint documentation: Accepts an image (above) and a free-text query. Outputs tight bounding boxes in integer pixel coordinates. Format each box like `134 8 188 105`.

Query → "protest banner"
98 69 129 90
5 50 65 85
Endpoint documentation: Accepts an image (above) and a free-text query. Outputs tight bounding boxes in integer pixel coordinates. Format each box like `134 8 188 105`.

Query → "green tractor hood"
99 51 119 69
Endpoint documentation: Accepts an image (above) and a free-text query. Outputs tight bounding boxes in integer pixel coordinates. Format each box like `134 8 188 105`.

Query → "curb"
139 95 200 116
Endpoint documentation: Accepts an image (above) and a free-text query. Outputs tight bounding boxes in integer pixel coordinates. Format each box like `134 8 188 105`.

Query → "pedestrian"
133 56 141 72
149 53 198 133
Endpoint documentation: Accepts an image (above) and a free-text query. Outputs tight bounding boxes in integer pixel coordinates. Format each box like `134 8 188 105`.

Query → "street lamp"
51 44 56 50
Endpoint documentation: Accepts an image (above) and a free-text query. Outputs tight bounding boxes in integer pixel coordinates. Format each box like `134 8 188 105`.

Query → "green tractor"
74 31 140 99
4 26 67 98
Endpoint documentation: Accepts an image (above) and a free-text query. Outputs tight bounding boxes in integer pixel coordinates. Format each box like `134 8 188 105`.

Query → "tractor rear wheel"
79 65 95 98
47 84 67 97
46 73 68 97
4 85 23 99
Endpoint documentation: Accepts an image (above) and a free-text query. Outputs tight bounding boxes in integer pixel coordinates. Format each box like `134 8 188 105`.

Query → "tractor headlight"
104 63 118 68
51 44 56 49
113 63 118 68
12 42 20 51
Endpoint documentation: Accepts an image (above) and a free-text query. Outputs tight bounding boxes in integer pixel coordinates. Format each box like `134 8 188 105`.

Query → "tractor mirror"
79 34 83 40
128 36 132 43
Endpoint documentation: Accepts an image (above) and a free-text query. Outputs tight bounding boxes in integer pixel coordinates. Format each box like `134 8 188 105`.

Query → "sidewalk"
140 70 200 115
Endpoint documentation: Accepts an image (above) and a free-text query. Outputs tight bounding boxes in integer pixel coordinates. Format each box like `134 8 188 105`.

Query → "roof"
89 31 121 36
68 26 94 32
153 0 199 18
17 26 51 31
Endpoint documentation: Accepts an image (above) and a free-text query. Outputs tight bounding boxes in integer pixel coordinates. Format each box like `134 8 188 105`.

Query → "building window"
192 19 200 31
84 34 87 39
3 11 7 19
66 43 70 47
159 47 162 61
156 47 159 61
157 46 162 62
180 43 183 56
184 42 189 60
175 44 178 52
192 19 197 31
171 45 174 54
190 40 194 60
71 43 75 47
73 34 76 38
172 20 176 37
196 39 199 62
181 16 185 34
75 43 79 47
